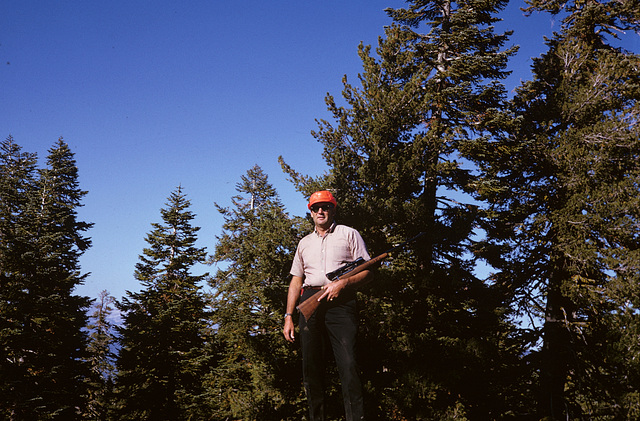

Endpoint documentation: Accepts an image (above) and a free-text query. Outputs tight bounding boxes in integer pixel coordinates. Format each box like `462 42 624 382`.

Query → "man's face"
310 202 336 228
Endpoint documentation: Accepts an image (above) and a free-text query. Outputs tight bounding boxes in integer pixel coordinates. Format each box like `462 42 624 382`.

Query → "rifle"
296 232 425 321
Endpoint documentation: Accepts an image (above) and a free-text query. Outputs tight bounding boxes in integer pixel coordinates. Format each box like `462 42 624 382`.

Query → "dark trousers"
299 289 364 421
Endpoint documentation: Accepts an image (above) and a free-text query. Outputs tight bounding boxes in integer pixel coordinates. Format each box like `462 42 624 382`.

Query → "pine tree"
0 136 39 420
205 165 305 421
0 138 93 419
282 1 524 418
0 136 38 314
475 0 640 417
84 290 117 420
0 135 38 268
115 186 211 420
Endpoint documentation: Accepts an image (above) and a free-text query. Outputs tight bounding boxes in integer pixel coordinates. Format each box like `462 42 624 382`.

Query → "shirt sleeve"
290 245 305 278
350 229 371 261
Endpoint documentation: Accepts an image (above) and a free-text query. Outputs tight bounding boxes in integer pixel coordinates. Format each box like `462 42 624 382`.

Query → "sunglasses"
310 203 335 213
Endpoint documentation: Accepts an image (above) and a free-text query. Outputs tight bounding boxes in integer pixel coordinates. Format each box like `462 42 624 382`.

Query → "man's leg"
326 297 364 421
300 291 326 421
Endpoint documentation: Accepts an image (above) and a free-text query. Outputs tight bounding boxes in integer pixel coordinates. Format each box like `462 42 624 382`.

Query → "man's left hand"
318 279 346 302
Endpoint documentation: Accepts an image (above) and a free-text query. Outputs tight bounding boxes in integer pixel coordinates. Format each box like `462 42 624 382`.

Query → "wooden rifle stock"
296 232 425 321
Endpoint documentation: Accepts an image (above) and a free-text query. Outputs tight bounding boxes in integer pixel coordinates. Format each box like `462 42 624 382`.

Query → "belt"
301 286 323 295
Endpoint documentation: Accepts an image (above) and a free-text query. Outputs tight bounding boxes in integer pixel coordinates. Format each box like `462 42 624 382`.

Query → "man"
283 190 372 421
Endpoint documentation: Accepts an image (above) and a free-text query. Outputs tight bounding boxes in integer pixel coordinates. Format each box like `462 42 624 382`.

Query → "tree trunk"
541 254 574 420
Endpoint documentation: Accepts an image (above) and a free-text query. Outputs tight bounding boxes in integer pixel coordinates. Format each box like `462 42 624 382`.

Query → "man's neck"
315 221 334 237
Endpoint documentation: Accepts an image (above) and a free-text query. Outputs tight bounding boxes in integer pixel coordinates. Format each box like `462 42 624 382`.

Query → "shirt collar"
314 221 337 236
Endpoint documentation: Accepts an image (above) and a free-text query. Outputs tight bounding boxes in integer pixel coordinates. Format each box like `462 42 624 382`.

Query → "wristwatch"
284 313 293 319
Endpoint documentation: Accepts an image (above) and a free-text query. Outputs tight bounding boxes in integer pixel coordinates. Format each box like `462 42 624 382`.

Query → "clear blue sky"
2 1 635 302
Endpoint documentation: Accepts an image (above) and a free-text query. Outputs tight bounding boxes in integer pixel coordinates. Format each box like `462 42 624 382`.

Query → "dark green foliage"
0 137 93 420
84 290 117 420
205 165 306 421
0 136 38 267
114 187 211 420
474 0 640 418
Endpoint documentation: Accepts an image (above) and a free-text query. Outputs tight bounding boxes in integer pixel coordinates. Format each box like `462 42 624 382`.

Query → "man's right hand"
283 317 295 343
284 275 303 343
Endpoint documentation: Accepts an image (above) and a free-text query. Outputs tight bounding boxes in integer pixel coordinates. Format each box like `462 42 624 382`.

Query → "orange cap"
308 190 337 209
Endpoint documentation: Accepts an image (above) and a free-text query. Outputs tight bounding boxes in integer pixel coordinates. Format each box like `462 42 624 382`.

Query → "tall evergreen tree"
205 165 305 421
84 290 117 420
281 1 523 418
0 136 39 420
0 137 93 419
115 186 210 420
474 0 640 418
0 136 38 268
